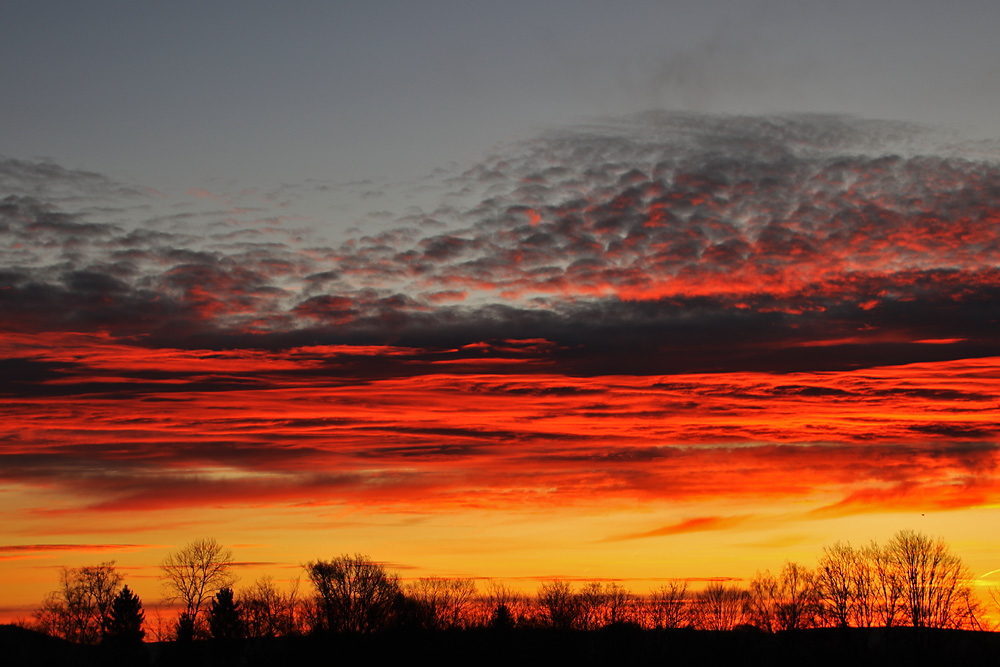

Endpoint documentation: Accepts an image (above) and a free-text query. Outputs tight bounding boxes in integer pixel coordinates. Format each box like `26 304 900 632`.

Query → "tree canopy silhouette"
816 530 979 631
33 561 122 644
306 553 400 633
104 585 145 645
160 538 236 626
208 587 244 640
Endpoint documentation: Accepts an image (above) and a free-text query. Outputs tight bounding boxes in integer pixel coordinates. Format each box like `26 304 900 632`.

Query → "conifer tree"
208 587 243 640
105 585 145 644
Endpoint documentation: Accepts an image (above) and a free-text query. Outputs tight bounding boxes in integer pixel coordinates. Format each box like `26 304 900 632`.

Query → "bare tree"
537 580 580 630
817 542 856 627
768 562 821 631
160 538 236 626
575 581 639 629
306 553 400 633
33 561 123 644
239 576 304 638
604 582 637 626
692 582 749 631
485 580 529 628
820 539 902 628
887 529 977 629
405 577 478 629
863 540 903 628
816 532 979 630
648 581 688 629
577 582 607 630
747 570 780 632
990 588 1000 631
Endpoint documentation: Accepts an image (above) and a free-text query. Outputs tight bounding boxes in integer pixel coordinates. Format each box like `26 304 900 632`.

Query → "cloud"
607 515 755 541
0 543 158 561
2 113 999 375
0 544 152 552
3 113 1000 521
1 332 996 516
0 158 149 203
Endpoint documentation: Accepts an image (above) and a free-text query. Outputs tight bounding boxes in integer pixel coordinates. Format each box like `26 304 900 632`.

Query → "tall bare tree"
887 529 976 629
752 562 821 631
306 553 400 633
405 577 478 629
817 531 978 630
33 561 123 644
866 540 906 628
239 576 304 638
818 539 903 628
577 582 607 630
817 542 857 627
604 582 637 626
648 581 688 629
160 538 236 625
537 580 580 630
747 570 780 632
692 582 749 631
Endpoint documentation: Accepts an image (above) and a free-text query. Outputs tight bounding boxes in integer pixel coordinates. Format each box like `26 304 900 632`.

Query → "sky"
3 0 1000 621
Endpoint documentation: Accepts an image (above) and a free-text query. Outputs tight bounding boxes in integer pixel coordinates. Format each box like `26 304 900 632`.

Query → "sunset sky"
3 1 1000 621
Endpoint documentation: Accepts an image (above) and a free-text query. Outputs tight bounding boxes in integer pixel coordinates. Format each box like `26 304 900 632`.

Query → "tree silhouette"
490 602 514 630
160 538 236 627
33 561 123 644
748 562 821 632
537 580 580 630
692 582 749 631
576 581 637 628
604 582 637 626
649 581 688 629
887 529 977 629
577 582 607 630
485 580 529 628
208 587 244 640
239 576 303 638
174 613 195 643
816 541 858 628
104 585 145 645
815 530 981 630
306 553 400 633
404 577 478 629
865 540 905 628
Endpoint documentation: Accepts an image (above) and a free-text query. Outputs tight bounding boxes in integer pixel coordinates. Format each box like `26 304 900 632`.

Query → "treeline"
20 530 996 645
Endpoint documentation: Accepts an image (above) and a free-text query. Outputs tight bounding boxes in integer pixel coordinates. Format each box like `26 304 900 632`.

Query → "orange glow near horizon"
3 332 999 622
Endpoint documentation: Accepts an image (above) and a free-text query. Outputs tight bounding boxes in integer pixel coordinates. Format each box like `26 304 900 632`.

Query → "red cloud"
607 515 755 541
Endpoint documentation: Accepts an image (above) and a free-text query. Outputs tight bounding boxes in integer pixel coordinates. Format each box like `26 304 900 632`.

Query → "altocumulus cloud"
2 113 999 374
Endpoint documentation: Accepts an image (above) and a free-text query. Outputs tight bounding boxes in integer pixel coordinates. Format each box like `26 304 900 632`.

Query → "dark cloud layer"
3 113 999 377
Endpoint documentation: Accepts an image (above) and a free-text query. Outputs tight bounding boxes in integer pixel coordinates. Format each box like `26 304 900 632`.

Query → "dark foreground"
4 624 1000 667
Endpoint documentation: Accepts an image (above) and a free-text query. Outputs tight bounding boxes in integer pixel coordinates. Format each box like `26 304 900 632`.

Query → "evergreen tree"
175 613 195 642
105 585 145 644
208 587 243 640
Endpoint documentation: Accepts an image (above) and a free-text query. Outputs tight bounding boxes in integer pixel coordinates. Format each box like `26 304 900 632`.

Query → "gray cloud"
2 113 999 376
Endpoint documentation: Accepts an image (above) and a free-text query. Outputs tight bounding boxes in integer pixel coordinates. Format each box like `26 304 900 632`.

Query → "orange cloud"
607 515 755 541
